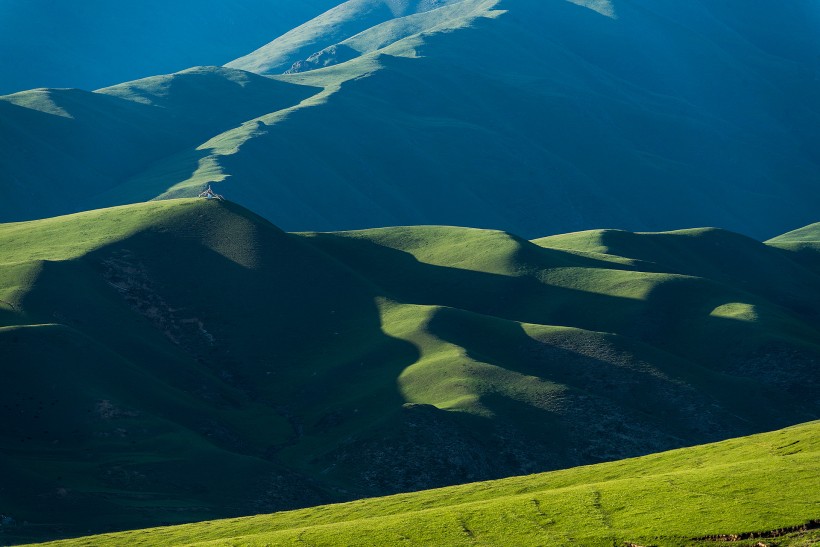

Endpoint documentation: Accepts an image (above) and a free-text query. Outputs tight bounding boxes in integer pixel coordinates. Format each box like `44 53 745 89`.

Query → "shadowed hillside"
0 199 818 543
24 421 820 547
768 222 820 272
1 0 819 238
0 67 319 222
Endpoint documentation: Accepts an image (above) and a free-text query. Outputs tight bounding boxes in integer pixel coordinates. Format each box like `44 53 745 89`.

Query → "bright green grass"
2 199 819 544
768 223 820 245
26 420 820 547
768 223 820 272
0 200 201 265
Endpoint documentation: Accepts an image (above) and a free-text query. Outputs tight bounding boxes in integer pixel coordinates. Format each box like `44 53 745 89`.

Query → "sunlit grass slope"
1 199 818 543
226 0 495 75
27 420 820 547
768 223 820 272
0 199 400 542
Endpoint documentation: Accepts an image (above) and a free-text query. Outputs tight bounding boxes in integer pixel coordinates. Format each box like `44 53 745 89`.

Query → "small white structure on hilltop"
198 185 224 200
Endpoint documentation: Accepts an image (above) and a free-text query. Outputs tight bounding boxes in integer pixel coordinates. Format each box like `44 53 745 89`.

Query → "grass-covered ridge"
26 420 820 546
1 199 818 543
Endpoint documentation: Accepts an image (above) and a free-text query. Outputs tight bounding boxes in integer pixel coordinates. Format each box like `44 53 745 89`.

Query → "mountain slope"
0 66 319 222
0 199 818 543
24 421 820 547
0 0 340 94
2 0 819 238
768 223 820 272
212 0 820 238
226 0 472 75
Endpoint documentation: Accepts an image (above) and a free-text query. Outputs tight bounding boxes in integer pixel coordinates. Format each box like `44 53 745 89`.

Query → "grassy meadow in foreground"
27 420 820 546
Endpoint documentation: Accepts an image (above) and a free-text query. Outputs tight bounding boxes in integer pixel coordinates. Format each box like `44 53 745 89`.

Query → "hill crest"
1 200 818 543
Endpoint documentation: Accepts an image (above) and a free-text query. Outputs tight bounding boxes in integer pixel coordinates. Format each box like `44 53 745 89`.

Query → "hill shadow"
302 230 820 465
6 206 820 542
3 207 421 542
301 231 648 333
0 73 321 222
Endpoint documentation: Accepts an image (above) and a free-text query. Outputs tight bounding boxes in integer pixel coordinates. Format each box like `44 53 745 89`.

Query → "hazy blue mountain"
1 0 819 238
0 0 338 94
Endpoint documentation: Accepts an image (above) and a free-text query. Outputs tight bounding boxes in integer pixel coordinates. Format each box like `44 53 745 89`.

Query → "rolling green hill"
23 420 820 547
2 0 819 238
0 198 818 543
768 223 820 272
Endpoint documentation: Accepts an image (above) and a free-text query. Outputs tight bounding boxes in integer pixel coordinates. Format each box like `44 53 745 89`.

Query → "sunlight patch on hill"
566 0 617 19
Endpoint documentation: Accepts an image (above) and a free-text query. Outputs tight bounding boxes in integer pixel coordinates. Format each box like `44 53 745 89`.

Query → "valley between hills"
0 199 818 543
1 0 819 545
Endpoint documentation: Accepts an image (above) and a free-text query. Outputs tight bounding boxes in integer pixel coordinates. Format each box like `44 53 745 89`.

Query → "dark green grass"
24 420 820 546
768 223 820 272
0 199 818 543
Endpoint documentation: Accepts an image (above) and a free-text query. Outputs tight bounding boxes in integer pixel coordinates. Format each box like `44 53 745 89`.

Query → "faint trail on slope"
590 488 613 529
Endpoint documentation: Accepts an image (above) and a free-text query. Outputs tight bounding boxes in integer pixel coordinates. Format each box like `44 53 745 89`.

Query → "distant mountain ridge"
226 0 487 75
1 0 819 238
0 0 340 94
1 199 818 542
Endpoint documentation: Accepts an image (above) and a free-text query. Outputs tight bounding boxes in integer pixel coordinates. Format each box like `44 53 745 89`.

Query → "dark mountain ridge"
1 0 819 238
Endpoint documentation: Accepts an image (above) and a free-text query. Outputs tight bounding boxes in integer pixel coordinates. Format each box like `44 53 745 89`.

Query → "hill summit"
1 199 818 543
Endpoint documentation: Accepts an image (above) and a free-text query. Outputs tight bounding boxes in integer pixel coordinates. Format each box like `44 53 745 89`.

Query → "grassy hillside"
0 199 818 543
768 223 820 272
0 67 319 222
2 0 820 238
226 0 490 75
213 0 820 239
24 420 820 546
